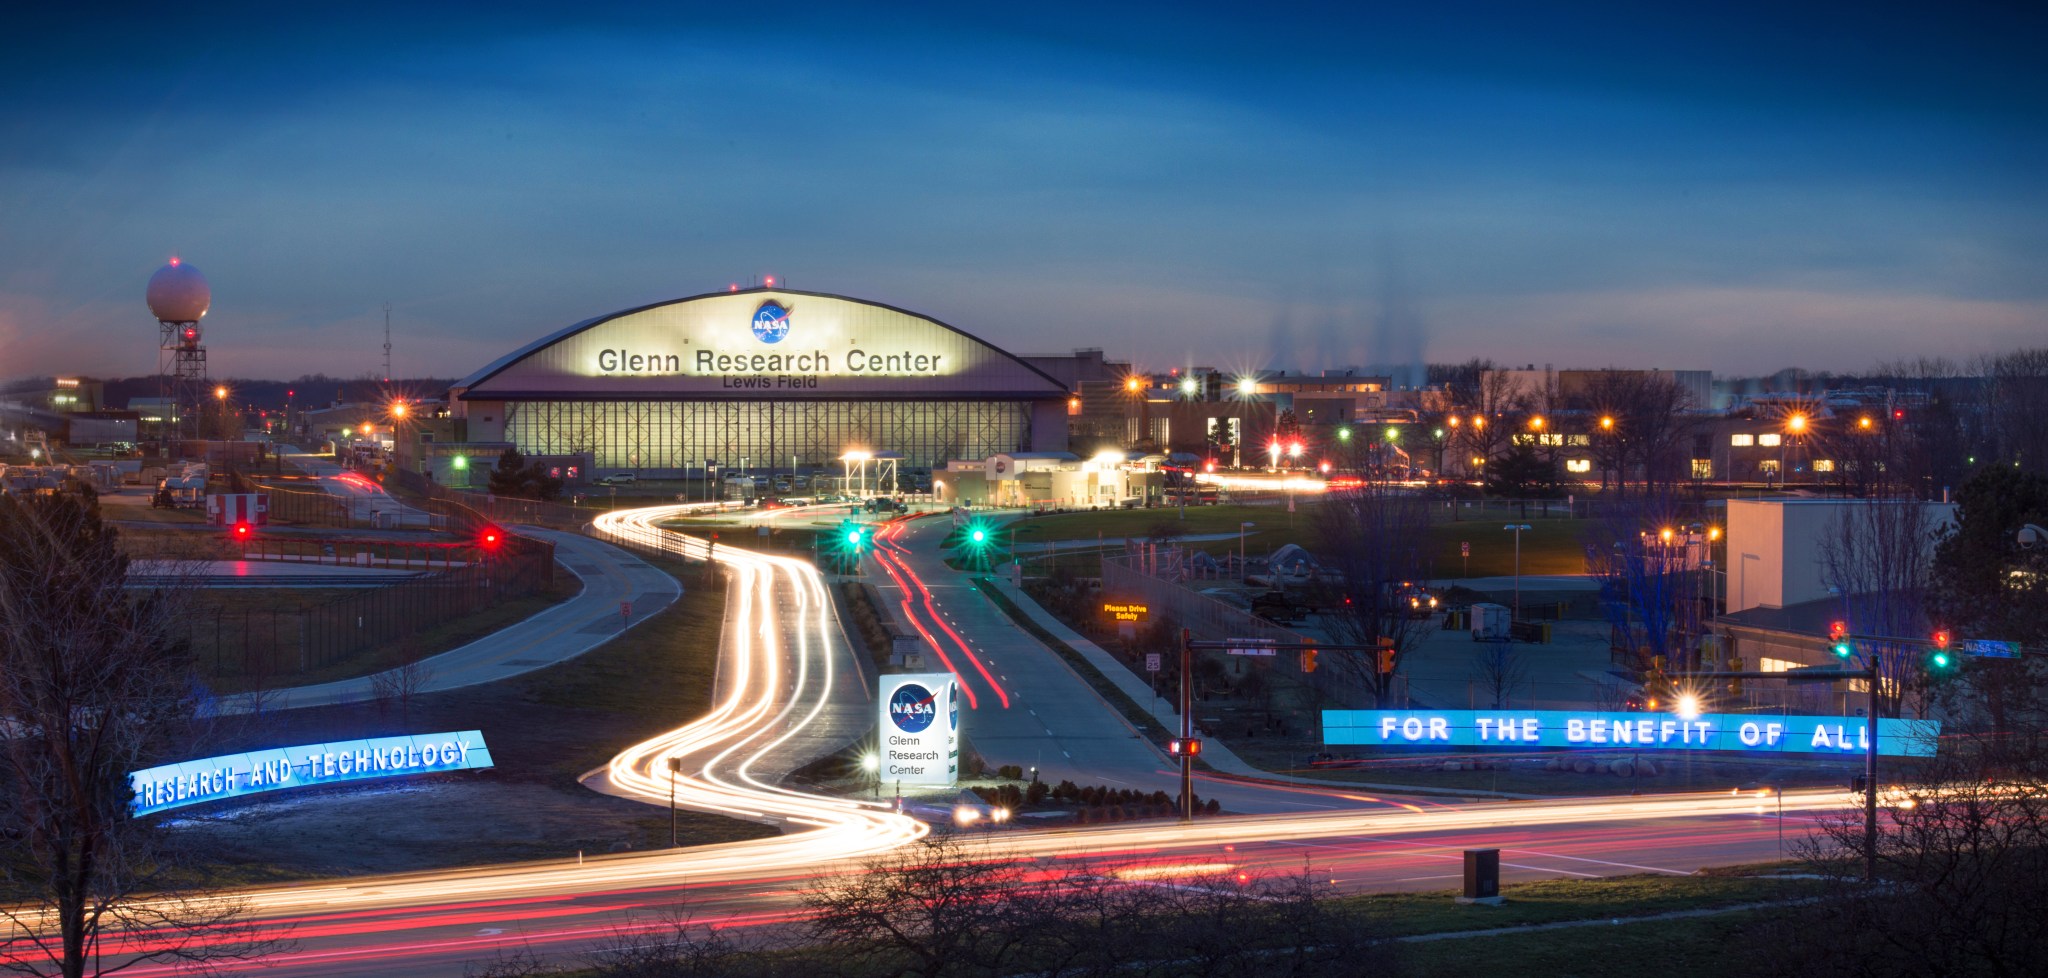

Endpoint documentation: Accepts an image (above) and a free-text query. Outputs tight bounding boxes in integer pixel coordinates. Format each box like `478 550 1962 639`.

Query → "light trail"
586 504 927 859
872 514 1012 709
7 501 1914 973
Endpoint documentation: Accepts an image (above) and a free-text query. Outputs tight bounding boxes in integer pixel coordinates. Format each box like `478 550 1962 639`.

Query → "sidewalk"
210 529 682 714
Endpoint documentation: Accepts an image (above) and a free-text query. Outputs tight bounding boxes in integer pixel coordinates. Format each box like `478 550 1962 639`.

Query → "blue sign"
890 683 938 733
751 301 791 344
130 730 493 816
1323 710 1938 758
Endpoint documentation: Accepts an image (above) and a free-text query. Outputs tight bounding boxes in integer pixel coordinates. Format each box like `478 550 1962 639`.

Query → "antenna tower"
382 303 393 384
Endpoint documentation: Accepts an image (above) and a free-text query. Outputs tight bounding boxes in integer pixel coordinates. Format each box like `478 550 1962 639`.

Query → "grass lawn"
194 574 773 877
1402 906 1773 977
1425 519 1588 578
1349 871 1818 937
185 568 582 693
1012 505 1591 580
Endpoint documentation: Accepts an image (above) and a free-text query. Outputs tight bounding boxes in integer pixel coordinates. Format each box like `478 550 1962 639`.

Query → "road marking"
1499 849 1691 876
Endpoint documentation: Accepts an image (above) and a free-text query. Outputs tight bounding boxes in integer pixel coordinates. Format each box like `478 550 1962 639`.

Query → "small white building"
1725 498 1955 614
935 451 1164 508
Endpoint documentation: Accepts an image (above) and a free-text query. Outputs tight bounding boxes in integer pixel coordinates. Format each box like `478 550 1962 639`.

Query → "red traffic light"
478 526 504 549
1933 629 1950 650
1829 620 1848 641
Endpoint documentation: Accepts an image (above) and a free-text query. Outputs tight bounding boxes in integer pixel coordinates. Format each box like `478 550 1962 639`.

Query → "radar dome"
146 258 210 323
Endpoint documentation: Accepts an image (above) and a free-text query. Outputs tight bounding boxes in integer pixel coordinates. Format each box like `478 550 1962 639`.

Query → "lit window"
1758 433 1782 447
1760 657 1799 673
1691 459 1712 479
1730 434 1755 447
1814 459 1835 473
1565 459 1592 473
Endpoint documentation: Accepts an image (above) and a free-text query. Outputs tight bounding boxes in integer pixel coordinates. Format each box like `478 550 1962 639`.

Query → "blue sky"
3 2 2042 381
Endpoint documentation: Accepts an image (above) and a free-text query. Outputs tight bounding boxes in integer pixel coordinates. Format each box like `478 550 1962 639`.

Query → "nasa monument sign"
879 672 961 787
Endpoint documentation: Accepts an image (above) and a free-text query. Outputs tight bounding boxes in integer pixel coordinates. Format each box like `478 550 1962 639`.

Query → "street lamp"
1239 521 1256 582
861 753 879 798
1504 524 1531 619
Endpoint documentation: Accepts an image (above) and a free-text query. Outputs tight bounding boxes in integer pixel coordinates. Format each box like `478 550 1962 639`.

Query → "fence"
182 543 555 690
1094 553 1386 707
387 466 593 530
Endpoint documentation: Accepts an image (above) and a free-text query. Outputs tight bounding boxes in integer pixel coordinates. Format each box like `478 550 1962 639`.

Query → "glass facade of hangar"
503 399 1035 474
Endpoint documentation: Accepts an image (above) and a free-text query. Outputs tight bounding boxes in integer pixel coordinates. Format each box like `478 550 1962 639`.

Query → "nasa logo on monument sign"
889 683 937 733
948 680 960 730
751 300 792 344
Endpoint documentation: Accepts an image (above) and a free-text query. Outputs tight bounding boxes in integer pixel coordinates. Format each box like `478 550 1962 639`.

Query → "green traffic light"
1337 427 1351 442
970 528 987 544
1833 642 1853 659
846 530 861 545
1932 652 1952 669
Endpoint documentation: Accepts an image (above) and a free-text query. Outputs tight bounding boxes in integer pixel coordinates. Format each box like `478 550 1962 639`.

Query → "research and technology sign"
1324 710 1939 758
879 673 960 786
130 730 494 817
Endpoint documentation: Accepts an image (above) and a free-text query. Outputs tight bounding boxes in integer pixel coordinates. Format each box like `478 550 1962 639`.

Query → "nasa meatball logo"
751 301 792 344
948 681 960 730
889 683 937 733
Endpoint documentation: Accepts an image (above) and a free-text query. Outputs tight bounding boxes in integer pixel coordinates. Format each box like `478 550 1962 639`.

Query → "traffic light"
1727 656 1743 695
1301 647 1318 673
478 525 504 551
1928 629 1955 671
835 521 871 570
1376 640 1395 675
1830 620 1853 659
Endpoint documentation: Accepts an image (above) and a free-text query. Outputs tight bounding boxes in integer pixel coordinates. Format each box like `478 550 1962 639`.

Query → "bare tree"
1988 348 2048 474
1817 498 1941 718
369 639 436 727
0 494 283 978
1470 639 1529 709
1738 742 2048 977
802 835 1034 978
1309 485 1438 707
1584 492 1703 677
1572 370 1701 496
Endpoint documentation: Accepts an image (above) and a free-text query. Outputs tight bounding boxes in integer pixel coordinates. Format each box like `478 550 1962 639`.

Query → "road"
19 503 1862 976
871 512 1371 817
105 788 1833 977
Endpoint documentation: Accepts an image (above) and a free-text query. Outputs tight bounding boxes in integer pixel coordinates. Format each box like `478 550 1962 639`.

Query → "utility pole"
1179 627 1193 823
382 302 393 384
667 756 682 846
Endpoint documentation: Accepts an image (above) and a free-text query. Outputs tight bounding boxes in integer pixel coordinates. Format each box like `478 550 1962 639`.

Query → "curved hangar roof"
458 289 1070 402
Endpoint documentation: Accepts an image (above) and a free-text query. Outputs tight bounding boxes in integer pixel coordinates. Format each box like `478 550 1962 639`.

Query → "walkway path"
213 472 683 712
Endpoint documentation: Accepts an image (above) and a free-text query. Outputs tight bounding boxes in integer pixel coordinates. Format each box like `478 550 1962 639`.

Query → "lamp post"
1239 521 1255 583
1504 524 1531 619
666 756 682 846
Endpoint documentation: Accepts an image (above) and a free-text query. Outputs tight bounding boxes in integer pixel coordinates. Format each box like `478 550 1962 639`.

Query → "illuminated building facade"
450 289 1073 480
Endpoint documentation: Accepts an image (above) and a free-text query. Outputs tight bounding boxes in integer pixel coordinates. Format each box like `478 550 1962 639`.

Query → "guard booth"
205 492 269 527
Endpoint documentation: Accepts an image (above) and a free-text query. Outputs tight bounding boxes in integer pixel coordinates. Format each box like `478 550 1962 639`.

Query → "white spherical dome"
146 258 210 323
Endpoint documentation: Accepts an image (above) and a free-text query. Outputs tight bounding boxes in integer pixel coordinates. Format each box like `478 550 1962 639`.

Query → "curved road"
33 503 1870 976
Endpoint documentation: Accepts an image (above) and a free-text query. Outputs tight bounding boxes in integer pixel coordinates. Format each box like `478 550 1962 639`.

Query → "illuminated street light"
1787 413 1808 434
391 400 409 419
1237 377 1257 396
1858 416 1873 430
1180 377 1197 396
1124 376 1143 393
1472 416 1486 430
1600 415 1615 431
1676 693 1702 720
213 385 228 401
1529 415 1545 430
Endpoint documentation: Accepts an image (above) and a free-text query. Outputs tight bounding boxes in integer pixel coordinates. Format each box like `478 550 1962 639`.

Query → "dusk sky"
4 2 2043 383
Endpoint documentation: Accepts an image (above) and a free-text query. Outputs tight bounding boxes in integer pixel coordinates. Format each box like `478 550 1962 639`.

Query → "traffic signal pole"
1699 660 1881 882
1179 627 1193 824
